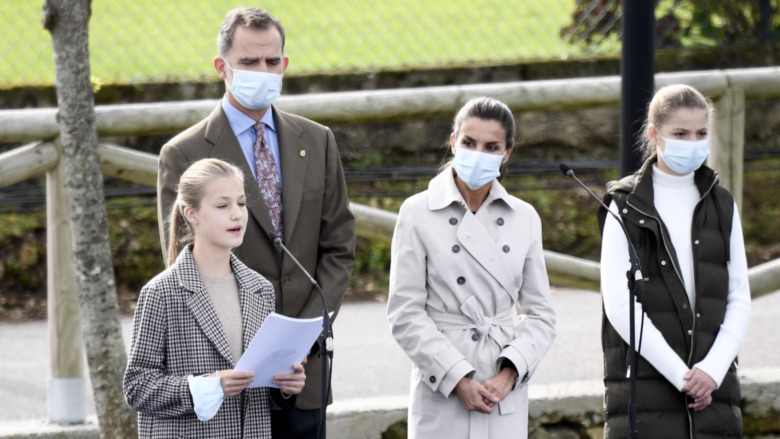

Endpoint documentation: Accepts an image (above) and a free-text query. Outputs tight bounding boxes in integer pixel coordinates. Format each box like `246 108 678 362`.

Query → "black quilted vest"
598 160 742 439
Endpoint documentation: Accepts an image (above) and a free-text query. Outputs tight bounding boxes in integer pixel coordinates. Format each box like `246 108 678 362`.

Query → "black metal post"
758 0 772 44
620 0 656 177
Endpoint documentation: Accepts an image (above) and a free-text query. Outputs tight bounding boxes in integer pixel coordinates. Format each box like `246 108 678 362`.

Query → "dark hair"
167 158 245 267
217 8 286 58
444 97 516 180
639 84 712 160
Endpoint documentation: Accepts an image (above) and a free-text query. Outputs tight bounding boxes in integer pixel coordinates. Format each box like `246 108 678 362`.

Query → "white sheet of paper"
234 312 325 388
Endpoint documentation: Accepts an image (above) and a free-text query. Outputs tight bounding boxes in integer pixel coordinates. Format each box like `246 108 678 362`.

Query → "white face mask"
451 147 505 190
224 60 282 110
658 136 709 175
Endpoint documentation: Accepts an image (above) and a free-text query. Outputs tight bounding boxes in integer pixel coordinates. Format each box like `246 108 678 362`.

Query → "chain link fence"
0 1 778 85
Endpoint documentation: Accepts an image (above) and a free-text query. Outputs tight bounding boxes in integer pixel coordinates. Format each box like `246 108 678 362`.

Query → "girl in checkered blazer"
124 158 306 438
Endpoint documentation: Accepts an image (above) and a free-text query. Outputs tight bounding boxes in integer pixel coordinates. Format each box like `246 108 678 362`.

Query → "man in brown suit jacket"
157 8 355 439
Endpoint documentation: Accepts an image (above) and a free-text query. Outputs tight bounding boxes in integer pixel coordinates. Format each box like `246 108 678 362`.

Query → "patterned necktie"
253 122 283 237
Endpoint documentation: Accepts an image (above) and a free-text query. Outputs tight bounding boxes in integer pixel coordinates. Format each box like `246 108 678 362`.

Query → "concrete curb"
5 368 778 439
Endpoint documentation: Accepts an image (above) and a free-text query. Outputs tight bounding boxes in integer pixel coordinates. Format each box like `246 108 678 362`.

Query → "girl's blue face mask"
224 60 282 110
658 136 709 175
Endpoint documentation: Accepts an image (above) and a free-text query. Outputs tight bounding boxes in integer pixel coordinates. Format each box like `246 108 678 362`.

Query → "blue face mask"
658 136 709 175
451 147 505 190
224 60 282 110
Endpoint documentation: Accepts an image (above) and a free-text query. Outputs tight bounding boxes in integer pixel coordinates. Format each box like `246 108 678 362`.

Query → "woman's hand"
273 362 307 396
211 370 254 397
482 367 518 406
682 367 716 411
454 377 498 414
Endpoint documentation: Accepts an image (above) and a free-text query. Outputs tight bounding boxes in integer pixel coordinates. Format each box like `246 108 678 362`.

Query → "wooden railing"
1 68 779 424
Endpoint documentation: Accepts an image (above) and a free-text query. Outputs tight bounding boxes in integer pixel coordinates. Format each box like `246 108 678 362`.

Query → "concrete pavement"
1 288 779 433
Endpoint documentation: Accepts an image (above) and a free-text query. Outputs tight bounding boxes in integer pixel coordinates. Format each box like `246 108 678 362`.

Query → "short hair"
166 158 245 267
639 84 712 160
217 7 286 58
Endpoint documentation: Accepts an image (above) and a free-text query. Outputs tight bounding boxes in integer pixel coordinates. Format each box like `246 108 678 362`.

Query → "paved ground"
1 288 778 423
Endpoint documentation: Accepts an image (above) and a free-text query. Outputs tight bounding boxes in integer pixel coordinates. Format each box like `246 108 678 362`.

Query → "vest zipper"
629 176 718 439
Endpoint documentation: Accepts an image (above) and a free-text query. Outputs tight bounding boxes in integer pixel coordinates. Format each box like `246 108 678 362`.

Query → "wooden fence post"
46 138 86 424
710 88 745 213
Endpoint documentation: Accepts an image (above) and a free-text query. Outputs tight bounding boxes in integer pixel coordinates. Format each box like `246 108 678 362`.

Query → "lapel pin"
299 150 306 157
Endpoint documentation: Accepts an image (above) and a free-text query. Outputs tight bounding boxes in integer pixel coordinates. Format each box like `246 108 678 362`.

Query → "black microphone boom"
268 232 333 439
559 163 644 438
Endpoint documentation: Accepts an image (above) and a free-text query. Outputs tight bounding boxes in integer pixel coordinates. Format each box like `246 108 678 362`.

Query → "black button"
449 217 458 225
497 218 504 226
452 245 460 253
502 245 510 253
429 376 436 383
457 277 466 285
471 333 481 342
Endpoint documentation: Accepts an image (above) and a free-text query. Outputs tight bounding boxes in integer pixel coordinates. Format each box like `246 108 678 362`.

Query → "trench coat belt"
428 296 514 348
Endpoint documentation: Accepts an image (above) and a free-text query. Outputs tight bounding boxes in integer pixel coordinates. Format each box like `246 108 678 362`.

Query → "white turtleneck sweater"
601 165 751 391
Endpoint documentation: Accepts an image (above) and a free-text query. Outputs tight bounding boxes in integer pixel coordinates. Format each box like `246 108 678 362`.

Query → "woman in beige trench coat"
387 97 557 439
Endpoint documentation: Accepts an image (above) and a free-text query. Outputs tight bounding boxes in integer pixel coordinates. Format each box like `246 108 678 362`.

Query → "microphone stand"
270 234 333 439
559 164 643 439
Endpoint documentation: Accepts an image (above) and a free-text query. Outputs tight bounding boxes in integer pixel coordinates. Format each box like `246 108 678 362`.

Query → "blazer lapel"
274 109 308 242
204 106 276 240
457 213 517 301
176 248 234 364
232 256 267 352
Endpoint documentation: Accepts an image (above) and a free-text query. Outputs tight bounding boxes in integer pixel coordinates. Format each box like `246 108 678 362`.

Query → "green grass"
0 0 581 86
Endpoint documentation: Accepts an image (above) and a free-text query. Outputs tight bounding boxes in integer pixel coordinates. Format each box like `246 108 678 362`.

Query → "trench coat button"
472 332 481 342
639 219 645 224
622 208 628 214
502 245 510 253
449 217 458 225
429 376 436 383
661 260 667 266
694 240 700 245
688 329 693 335
496 218 505 226
452 245 460 253
457 276 466 285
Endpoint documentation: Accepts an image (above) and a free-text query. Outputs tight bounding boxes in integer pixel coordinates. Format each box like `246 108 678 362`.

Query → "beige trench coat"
387 169 557 439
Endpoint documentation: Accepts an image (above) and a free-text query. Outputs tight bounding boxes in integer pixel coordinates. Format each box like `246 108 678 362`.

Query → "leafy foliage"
561 0 780 50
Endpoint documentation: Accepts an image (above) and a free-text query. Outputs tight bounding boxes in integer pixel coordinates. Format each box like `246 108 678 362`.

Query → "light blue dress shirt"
221 97 282 188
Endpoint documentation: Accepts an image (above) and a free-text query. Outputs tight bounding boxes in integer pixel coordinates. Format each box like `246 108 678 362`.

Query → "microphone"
559 164 628 234
558 163 644 293
267 232 333 439
560 163 644 438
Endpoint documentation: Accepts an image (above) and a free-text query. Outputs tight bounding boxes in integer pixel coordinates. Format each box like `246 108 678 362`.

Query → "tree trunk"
42 0 138 436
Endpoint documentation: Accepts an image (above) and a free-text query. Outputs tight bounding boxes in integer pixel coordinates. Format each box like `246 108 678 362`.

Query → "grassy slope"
0 0 577 85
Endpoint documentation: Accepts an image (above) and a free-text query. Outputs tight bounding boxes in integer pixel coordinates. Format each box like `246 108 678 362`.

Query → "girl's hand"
211 370 254 397
272 359 307 395
682 367 716 411
454 377 498 414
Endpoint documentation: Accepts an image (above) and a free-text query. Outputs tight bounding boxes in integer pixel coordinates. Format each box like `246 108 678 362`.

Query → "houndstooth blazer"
124 245 276 438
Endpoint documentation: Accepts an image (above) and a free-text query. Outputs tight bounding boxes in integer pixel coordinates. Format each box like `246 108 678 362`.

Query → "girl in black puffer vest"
599 84 751 439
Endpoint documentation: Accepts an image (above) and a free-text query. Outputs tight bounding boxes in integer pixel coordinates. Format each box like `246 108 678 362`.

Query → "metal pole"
620 0 656 176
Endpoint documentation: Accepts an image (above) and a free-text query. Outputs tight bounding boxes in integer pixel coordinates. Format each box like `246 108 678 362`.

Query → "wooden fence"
1 67 779 423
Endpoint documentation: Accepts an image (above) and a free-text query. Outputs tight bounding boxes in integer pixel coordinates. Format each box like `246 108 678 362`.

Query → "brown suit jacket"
157 104 356 409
